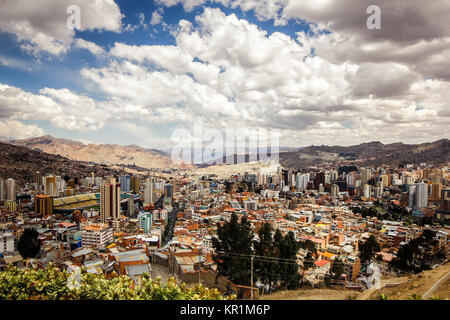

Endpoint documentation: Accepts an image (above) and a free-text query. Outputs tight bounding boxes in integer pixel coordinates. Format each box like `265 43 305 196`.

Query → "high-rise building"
415 182 428 209
0 179 5 201
119 175 131 192
44 175 57 197
431 183 443 199
127 197 134 216
144 178 155 204
257 172 267 185
295 173 301 189
361 169 372 186
6 200 16 212
363 184 371 199
35 171 42 188
56 176 65 193
100 182 120 223
346 172 356 188
408 185 416 208
295 173 310 190
64 187 76 197
105 175 116 185
380 174 389 189
303 173 310 189
423 168 442 180
138 212 153 234
402 174 412 185
314 172 325 190
94 176 104 186
355 176 362 189
374 187 382 198
287 171 294 186
441 188 450 213
408 183 428 209
318 183 324 193
331 184 339 197
388 174 394 186
131 176 141 194
330 170 338 181
6 178 16 201
34 194 54 218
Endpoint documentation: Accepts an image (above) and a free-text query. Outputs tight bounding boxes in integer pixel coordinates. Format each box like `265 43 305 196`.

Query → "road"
422 271 450 299
154 195 164 209
161 199 179 246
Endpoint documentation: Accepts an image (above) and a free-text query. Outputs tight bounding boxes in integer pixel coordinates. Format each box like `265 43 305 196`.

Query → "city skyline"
0 0 449 150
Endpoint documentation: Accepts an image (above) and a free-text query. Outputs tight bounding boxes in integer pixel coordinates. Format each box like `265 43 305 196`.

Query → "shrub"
0 264 235 300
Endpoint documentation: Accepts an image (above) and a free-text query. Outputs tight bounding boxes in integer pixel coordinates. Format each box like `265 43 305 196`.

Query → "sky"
0 0 449 150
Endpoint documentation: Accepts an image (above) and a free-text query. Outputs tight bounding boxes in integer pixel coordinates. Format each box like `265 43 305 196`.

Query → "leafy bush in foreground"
0 264 235 300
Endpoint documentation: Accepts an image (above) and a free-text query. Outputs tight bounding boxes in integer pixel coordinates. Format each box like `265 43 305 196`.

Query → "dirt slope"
361 262 450 300
258 263 450 300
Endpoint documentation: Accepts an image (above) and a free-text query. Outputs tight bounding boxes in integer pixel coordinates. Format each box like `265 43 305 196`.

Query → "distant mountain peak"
10 134 189 170
365 140 384 145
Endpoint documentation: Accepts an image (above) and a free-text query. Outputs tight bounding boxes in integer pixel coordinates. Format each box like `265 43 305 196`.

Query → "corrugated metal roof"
71 248 94 257
126 264 150 278
114 249 149 263
3 255 23 264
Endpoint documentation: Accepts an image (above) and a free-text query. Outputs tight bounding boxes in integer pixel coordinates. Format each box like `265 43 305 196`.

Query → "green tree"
253 223 277 287
359 235 380 264
212 213 253 286
303 251 315 270
422 229 435 242
299 238 316 283
391 230 438 272
331 257 344 281
273 229 283 253
17 229 41 259
299 239 317 254
278 231 301 289
271 228 284 285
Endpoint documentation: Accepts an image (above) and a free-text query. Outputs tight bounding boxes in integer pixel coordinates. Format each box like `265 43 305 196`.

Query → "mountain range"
10 135 194 170
4 136 450 172
0 141 124 186
279 139 450 169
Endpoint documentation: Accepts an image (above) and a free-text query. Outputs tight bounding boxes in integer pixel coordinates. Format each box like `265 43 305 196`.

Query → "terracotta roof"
314 259 330 267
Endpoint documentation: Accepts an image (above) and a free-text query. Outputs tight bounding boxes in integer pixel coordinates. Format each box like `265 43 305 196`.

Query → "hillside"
359 262 450 300
279 139 450 170
259 262 450 300
10 135 194 170
0 141 124 186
